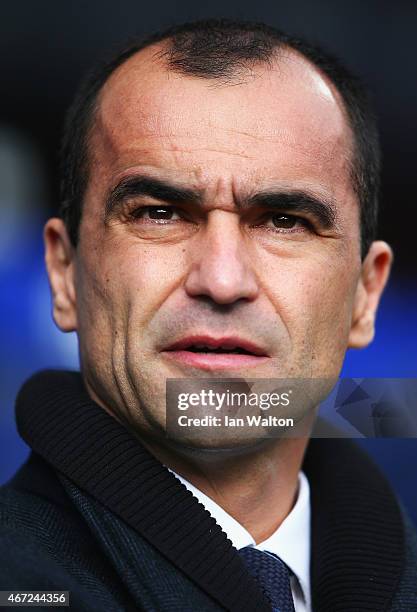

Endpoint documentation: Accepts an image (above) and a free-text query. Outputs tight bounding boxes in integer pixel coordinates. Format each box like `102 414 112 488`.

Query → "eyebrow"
105 176 202 218
105 174 338 229
247 191 337 229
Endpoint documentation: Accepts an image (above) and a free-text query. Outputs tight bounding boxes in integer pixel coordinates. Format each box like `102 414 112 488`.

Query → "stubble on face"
72 43 362 445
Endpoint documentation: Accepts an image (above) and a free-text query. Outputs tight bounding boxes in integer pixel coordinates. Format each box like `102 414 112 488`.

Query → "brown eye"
147 207 174 220
271 214 297 229
131 206 181 221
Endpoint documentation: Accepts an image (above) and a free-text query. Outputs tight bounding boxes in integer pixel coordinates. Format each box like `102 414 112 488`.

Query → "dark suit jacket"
0 370 416 611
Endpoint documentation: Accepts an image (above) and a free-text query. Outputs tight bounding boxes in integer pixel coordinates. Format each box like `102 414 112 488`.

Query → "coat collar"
16 370 405 612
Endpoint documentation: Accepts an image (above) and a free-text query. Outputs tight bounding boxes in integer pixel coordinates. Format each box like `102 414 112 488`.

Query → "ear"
44 218 77 332
348 241 393 349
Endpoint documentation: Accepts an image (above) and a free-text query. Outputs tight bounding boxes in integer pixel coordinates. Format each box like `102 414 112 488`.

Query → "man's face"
46 45 390 441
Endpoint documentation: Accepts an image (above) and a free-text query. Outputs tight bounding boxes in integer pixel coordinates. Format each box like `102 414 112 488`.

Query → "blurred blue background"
1 0 416 523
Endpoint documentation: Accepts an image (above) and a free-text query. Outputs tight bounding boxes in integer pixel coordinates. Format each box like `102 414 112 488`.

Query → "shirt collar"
170 469 311 608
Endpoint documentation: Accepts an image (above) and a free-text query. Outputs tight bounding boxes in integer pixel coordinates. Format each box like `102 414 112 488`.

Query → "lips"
162 335 269 370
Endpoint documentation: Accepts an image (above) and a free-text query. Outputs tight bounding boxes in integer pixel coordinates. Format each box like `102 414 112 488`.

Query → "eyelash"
256 212 313 233
127 205 313 233
128 205 184 223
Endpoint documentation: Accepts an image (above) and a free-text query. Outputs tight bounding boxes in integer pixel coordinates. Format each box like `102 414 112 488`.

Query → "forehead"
91 43 353 195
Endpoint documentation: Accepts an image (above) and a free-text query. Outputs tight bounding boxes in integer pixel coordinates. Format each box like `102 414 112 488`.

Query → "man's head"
44 19 392 447
59 20 381 256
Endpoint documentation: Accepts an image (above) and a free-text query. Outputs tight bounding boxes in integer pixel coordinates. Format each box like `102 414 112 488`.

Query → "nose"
184 211 259 305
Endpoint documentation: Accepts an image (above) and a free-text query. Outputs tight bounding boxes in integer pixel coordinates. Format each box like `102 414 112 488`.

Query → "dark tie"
239 546 295 612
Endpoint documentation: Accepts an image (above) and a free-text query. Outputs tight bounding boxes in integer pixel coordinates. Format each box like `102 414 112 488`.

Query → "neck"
140 435 309 543
84 373 312 542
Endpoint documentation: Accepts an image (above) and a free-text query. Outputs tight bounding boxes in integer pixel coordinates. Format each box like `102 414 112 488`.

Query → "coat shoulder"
0 457 128 611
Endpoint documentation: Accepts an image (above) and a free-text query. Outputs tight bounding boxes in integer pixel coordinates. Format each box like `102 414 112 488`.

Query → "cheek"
79 238 188 332
74 248 114 354
307 271 358 366
264 254 359 361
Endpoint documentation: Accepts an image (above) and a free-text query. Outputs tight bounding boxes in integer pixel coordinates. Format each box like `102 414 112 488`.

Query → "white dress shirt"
170 469 311 612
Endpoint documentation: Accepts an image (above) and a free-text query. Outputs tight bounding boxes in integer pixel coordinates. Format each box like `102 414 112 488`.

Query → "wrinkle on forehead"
97 45 349 137
88 43 355 210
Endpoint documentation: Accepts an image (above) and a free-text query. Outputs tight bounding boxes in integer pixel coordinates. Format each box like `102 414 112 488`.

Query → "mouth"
161 335 270 371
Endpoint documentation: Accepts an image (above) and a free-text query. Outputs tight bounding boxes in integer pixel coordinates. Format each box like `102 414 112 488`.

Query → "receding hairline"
59 20 380 255
88 38 355 173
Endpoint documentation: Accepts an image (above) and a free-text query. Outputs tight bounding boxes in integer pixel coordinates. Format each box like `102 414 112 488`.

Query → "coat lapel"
17 370 271 612
17 371 405 612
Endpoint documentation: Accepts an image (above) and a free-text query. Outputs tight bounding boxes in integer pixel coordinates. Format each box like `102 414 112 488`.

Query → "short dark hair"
60 18 380 257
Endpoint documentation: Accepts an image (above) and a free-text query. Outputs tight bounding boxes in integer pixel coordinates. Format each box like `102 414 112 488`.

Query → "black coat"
0 371 416 611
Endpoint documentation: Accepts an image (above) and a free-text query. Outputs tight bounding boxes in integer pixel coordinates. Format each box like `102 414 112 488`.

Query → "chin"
163 432 276 460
